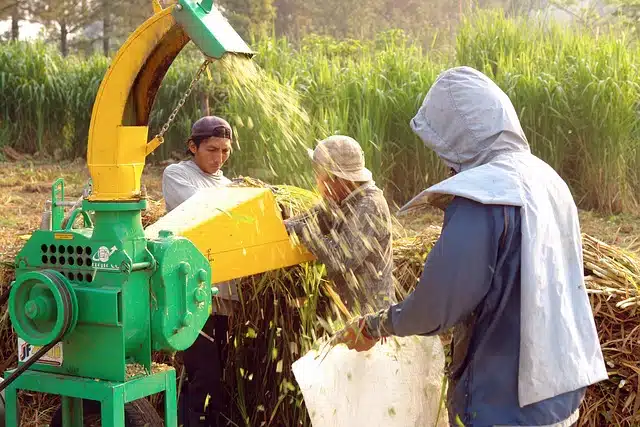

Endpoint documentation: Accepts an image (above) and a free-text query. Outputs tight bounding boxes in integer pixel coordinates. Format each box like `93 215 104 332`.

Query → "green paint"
51 178 65 230
148 234 211 351
3 369 177 427
6 179 213 426
172 0 254 60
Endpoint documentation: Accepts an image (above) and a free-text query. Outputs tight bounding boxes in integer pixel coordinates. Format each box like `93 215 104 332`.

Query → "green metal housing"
9 198 211 383
173 0 255 59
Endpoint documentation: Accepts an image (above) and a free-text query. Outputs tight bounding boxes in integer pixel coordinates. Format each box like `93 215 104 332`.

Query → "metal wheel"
9 270 78 346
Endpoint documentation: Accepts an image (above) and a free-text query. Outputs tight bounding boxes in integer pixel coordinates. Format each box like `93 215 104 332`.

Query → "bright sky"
0 19 43 40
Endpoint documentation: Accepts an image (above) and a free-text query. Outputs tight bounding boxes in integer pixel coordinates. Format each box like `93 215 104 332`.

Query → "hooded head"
411 66 530 173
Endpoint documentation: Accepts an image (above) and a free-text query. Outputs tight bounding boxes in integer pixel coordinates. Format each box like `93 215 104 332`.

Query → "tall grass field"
1 10 639 212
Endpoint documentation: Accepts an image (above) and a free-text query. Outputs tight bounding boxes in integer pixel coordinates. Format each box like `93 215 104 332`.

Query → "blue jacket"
373 197 584 426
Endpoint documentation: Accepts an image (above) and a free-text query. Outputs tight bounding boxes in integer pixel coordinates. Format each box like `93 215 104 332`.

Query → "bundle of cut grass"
391 225 441 300
141 199 166 229
581 235 640 426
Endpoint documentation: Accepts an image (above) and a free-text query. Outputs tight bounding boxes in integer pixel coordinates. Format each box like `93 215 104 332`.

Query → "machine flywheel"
9 270 78 346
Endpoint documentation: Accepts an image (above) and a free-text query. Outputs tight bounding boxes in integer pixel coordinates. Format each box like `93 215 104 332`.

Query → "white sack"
292 335 449 427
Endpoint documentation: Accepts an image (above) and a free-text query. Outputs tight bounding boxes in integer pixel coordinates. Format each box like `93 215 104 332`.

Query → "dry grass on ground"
1 160 639 426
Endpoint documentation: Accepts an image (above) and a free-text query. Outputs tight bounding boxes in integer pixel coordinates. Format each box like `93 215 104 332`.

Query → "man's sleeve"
162 167 198 211
284 204 332 237
369 197 503 338
296 203 383 274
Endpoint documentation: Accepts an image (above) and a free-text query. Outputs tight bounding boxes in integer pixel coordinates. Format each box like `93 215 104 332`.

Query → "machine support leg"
4 385 18 427
101 388 125 427
165 369 178 427
61 396 84 427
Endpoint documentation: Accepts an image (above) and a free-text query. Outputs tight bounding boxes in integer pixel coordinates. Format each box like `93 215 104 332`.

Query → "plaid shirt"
286 182 395 314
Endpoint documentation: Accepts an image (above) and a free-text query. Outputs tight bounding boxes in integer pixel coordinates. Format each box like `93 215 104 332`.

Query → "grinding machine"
0 1 314 425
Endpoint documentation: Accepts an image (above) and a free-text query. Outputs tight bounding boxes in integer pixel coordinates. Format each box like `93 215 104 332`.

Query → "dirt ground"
1 160 639 266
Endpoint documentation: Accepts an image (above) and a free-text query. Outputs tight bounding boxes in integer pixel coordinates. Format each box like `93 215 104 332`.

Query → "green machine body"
8 186 212 383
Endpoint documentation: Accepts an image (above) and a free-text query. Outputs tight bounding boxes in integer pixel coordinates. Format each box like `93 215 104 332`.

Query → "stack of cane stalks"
1 182 638 426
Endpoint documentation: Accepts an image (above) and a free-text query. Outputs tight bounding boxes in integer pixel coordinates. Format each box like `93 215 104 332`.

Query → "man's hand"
332 318 379 352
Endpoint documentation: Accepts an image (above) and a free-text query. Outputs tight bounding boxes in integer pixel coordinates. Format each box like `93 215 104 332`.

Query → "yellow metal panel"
87 8 178 201
145 188 316 283
207 240 313 284
133 25 190 127
89 126 148 200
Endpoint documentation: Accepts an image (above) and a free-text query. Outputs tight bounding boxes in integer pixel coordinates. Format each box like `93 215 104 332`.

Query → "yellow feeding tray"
144 187 315 283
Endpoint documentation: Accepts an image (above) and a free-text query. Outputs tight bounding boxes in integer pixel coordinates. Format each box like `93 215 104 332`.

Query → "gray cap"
307 135 373 182
190 116 232 140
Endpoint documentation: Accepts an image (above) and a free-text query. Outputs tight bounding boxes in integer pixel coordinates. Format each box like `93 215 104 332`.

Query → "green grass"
1 10 639 212
456 10 640 213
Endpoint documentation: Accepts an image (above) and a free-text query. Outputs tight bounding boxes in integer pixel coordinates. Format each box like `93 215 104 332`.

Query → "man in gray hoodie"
332 67 607 427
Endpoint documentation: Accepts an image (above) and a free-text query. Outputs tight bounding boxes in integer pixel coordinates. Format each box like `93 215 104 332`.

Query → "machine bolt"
182 311 193 327
179 262 191 276
25 301 39 319
120 261 131 273
24 296 53 321
197 269 208 284
194 288 207 302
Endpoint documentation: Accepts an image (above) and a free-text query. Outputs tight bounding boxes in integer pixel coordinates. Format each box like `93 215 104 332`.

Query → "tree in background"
3 0 551 54
28 0 98 55
0 0 24 40
273 0 314 40
99 0 153 56
607 0 640 33
268 0 514 46
217 0 276 39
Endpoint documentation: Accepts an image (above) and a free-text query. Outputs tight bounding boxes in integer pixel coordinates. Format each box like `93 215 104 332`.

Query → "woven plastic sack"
292 335 449 427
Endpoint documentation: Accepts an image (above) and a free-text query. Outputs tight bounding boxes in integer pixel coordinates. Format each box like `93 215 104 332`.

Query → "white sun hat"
307 135 373 182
